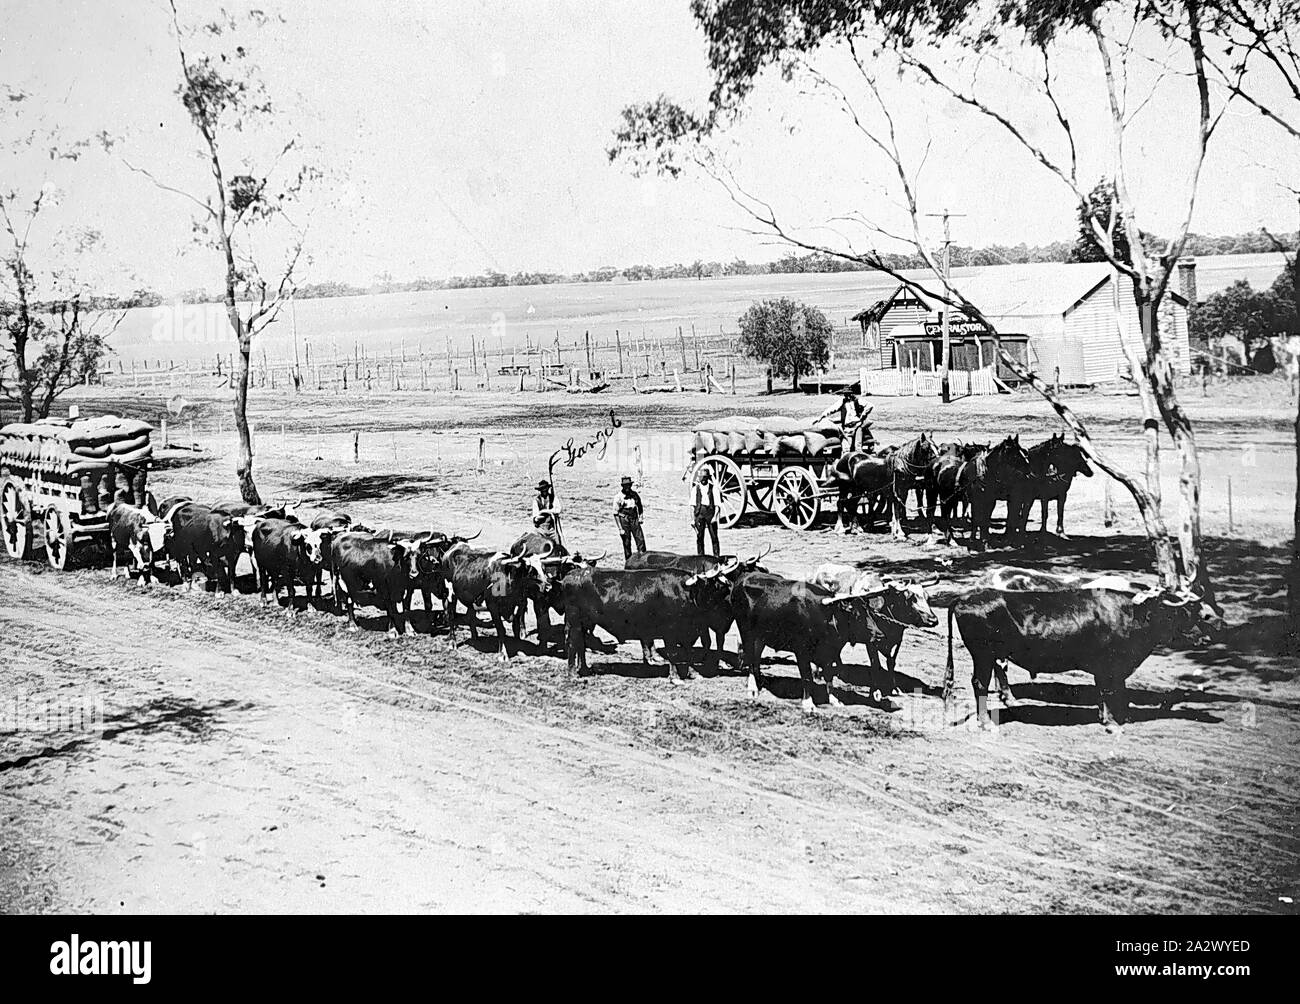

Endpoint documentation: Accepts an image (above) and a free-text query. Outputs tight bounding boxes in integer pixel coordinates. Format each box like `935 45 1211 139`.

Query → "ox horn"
917 575 940 587
587 550 608 563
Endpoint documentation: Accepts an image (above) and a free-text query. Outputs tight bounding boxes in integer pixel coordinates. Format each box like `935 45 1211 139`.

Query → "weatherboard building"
852 261 1196 385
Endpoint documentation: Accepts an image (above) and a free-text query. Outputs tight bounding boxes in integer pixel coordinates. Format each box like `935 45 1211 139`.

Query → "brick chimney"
1177 257 1198 311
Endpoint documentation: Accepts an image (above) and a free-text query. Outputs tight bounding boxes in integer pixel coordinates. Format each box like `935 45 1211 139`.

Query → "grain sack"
803 431 833 456
725 431 746 454
107 433 151 456
112 444 153 465
692 430 714 456
777 434 807 455
742 431 764 453
760 432 779 453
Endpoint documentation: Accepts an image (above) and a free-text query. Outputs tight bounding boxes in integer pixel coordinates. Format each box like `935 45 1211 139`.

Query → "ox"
730 571 888 711
374 527 477 628
165 502 246 593
560 563 738 680
507 531 584 647
441 544 550 660
251 518 331 614
807 563 939 706
328 531 418 636
944 584 1212 733
108 499 168 586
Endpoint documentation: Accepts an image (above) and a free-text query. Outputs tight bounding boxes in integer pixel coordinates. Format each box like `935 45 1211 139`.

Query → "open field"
106 252 1291 366
2 378 1299 912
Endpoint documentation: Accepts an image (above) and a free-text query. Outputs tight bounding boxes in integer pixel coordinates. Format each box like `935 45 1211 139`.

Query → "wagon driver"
532 479 562 543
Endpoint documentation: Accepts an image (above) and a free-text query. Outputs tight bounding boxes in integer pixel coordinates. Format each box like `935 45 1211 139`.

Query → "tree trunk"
224 280 260 505
1137 296 1209 599
999 346 1181 587
1292 388 1300 652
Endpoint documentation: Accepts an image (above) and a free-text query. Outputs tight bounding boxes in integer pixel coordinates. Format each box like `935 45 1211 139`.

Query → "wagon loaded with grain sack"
686 414 874 530
0 415 155 569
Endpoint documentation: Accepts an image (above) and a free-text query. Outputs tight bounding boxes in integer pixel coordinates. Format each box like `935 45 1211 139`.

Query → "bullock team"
99 477 1215 735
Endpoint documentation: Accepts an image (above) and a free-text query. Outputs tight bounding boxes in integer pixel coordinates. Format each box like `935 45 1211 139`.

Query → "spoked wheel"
691 455 746 529
43 507 73 570
1 480 32 560
773 467 821 531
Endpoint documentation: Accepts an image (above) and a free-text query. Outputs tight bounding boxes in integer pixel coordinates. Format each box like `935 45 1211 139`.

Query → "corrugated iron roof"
855 262 1187 323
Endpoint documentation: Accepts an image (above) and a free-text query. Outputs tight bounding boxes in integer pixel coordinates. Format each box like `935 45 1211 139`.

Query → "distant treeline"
151 228 1298 304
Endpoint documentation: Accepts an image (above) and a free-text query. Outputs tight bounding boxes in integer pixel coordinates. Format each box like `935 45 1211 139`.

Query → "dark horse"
966 435 1032 548
1025 433 1093 537
927 441 987 545
832 433 937 538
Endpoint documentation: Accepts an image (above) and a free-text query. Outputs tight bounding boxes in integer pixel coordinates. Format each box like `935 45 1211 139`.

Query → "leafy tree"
1069 180 1132 265
1194 279 1281 361
737 298 831 389
0 90 122 422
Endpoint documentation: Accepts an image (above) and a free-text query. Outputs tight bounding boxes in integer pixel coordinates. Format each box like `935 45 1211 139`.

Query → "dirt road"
3 381 1300 912
3 559 1297 914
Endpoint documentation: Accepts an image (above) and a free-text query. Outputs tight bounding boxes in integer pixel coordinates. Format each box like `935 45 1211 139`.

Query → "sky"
1 0 1297 296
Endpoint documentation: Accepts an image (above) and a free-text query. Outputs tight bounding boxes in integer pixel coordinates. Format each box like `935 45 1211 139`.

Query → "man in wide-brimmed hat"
532 479 560 539
614 475 646 560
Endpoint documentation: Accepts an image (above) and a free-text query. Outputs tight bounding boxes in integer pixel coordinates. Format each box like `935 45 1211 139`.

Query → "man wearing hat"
614 475 646 560
691 467 722 556
532 479 560 540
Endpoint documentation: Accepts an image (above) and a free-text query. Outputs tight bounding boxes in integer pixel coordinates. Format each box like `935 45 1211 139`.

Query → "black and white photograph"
1 0 1297 936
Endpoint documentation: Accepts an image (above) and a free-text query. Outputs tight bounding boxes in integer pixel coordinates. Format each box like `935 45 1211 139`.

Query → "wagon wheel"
43 507 74 571
1 480 32 560
773 467 821 531
691 455 746 528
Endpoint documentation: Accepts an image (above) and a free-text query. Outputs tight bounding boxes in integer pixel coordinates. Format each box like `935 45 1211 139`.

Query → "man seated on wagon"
532 479 561 540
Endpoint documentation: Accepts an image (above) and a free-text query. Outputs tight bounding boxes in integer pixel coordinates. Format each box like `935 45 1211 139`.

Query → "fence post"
766 367 773 394
353 431 359 464
615 329 624 374
161 418 169 448
1103 479 1114 528
1227 476 1234 533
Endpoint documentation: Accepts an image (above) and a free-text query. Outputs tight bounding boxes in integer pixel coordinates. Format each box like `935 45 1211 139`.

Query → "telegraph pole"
925 208 966 404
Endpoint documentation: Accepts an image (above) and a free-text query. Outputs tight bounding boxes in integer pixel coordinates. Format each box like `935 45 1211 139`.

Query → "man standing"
691 468 721 556
614 475 646 561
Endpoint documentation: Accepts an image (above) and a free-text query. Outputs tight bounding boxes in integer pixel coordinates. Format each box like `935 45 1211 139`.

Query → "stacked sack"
0 415 153 511
691 415 844 459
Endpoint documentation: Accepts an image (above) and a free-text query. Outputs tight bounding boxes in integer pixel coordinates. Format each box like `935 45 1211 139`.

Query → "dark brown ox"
944 585 1213 733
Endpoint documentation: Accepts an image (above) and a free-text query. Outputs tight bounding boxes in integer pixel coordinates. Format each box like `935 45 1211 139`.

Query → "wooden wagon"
0 415 155 569
685 417 874 531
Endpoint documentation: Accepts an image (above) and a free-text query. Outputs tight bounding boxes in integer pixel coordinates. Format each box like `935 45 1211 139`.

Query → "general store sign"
923 315 993 338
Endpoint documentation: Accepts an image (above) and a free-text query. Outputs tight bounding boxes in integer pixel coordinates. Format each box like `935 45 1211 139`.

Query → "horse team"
831 432 1094 546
